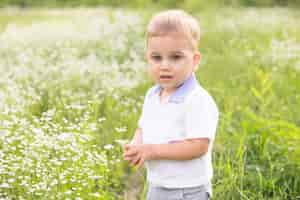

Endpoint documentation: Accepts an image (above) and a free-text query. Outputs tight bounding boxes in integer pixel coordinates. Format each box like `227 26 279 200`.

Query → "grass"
0 6 299 200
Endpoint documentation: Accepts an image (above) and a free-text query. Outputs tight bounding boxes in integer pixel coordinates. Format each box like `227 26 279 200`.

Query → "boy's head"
146 9 200 51
145 10 201 93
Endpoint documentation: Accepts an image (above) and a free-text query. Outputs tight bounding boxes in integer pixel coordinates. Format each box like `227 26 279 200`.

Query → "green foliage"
0 6 300 200
1 0 300 8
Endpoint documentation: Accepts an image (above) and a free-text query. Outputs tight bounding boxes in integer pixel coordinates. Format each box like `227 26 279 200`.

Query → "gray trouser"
146 184 210 200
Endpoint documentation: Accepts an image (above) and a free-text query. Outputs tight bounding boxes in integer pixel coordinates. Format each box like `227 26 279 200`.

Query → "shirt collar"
150 73 199 103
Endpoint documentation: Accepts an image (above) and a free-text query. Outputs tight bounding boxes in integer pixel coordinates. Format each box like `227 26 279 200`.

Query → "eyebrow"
150 51 185 55
170 51 184 54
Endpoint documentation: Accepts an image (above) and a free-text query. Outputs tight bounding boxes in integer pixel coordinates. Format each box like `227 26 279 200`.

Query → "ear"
193 51 201 71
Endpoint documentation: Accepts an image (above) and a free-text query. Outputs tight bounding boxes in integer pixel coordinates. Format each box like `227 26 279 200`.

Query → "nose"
160 59 171 70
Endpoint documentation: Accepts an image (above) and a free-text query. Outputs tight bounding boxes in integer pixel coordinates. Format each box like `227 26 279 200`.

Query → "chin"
160 84 177 91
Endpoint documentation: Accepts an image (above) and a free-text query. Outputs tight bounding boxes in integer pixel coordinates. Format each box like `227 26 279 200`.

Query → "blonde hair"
146 9 200 51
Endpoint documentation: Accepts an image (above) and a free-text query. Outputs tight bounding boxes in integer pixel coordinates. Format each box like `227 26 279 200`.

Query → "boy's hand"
123 144 140 167
123 144 155 169
123 143 140 166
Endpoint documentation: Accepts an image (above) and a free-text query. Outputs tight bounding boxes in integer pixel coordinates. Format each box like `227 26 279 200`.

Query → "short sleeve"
184 91 219 140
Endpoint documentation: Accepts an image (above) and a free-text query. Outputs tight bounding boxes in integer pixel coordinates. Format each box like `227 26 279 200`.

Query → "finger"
124 152 138 158
125 143 134 149
124 151 134 159
124 148 138 157
123 144 131 152
123 148 129 154
124 155 133 161
124 154 137 162
123 145 132 151
124 143 130 149
130 155 141 166
136 157 144 169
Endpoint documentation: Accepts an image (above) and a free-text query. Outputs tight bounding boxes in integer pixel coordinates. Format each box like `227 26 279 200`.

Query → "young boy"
123 9 219 200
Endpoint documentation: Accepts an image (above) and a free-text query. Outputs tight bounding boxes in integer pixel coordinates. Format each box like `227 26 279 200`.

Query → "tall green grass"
1 0 300 8
0 7 299 200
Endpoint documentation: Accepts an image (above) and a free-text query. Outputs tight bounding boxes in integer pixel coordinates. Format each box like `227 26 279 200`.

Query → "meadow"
0 6 299 200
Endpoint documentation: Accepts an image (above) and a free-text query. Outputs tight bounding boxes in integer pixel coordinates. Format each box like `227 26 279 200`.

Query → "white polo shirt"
138 73 219 191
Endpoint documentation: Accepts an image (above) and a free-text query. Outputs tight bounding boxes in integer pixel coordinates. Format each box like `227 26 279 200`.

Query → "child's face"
146 33 200 93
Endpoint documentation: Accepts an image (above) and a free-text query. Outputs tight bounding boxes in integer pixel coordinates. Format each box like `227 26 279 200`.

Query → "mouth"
159 75 173 80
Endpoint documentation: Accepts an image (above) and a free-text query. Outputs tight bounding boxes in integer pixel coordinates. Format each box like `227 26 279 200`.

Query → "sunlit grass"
0 7 299 200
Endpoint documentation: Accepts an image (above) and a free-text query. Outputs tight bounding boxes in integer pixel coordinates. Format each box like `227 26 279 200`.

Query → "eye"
170 55 183 61
151 55 162 62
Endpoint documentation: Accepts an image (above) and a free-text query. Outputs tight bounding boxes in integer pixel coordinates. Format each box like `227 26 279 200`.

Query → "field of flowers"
0 7 299 200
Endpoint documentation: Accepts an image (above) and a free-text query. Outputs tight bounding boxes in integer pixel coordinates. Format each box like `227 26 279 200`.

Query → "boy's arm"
124 138 209 163
149 138 209 160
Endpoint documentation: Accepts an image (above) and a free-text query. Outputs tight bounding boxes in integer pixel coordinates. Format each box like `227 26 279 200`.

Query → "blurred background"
0 0 299 200
0 0 300 8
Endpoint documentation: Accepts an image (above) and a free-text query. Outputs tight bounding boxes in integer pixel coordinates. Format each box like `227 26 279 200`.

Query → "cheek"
174 67 190 79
